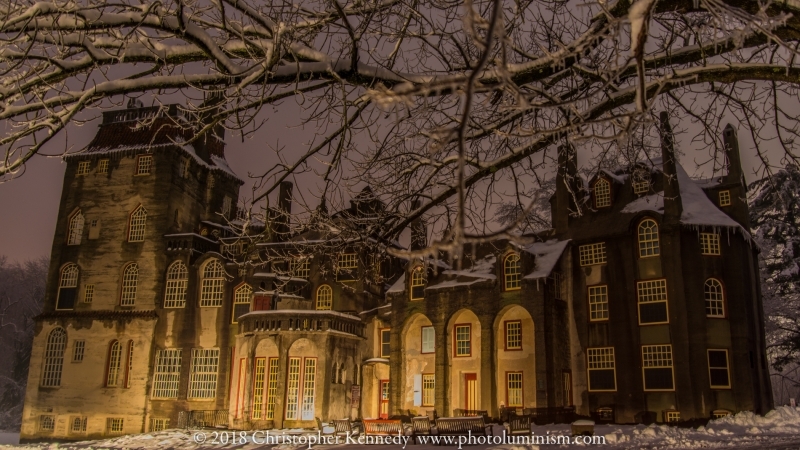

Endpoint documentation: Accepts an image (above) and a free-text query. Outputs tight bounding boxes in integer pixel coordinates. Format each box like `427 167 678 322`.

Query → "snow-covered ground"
2 407 799 449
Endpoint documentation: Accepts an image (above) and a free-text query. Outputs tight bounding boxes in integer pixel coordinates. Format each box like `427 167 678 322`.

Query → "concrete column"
479 315 496 415
436 321 449 417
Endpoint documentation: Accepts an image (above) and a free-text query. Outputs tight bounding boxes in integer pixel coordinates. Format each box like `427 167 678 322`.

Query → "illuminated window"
712 409 731 419
285 357 317 420
164 261 188 308
316 285 333 310
642 345 674 391
421 326 435 354
76 161 91 176
149 418 169 432
700 233 720 255
120 263 139 306
637 279 668 324
594 178 611 208
106 340 122 387
285 357 301 420
39 415 55 432
72 340 85 362
67 210 84 245
98 159 109 174
579 243 607 266
638 219 660 257
128 205 147 242
422 374 435 406
504 253 521 290
719 190 731 207
252 358 266 419
83 284 94 303
410 266 425 300
232 284 252 323
189 348 220 399
505 321 522 350
136 155 152 175
42 328 66 387
705 278 725 318
265 358 279 419
589 285 609 321
337 253 358 281
290 259 310 279
632 169 650 194
454 325 471 357
301 359 317 420
507 372 523 407
708 349 731 389
71 416 87 433
199 260 225 307
106 418 124 435
57 264 79 310
665 411 680 423
380 328 391 358
587 347 616 391
152 349 182 399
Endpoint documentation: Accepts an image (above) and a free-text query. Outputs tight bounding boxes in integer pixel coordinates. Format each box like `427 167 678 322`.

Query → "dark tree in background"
0 256 46 431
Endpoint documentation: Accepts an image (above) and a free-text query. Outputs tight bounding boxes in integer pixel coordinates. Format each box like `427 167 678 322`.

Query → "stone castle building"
20 105 772 441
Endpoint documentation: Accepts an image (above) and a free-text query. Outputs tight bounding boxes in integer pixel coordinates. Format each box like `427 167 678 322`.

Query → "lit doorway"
464 373 477 410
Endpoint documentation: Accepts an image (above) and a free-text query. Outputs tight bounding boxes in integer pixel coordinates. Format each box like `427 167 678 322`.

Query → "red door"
379 380 390 419
464 373 477 411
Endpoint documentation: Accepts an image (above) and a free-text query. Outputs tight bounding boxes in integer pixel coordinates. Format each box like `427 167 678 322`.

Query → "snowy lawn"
2 407 799 449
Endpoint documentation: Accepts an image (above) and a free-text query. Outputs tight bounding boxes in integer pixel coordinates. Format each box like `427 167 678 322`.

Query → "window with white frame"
98 159 109 174
705 278 725 318
149 418 169 432
199 260 225 307
189 348 220 399
300 358 317 420
136 155 152 175
76 161 91 176
128 206 147 242
71 416 87 433
507 372 523 407
68 210 84 245
380 328 391 358
505 321 522 350
700 233 721 255
638 219 660 257
232 284 252 323
594 178 611 208
665 411 680 423
252 358 266 419
410 266 425 300
642 344 674 391
422 374 435 406
637 279 668 324
587 347 616 391
421 326 435 354
164 261 188 308
73 340 85 362
107 418 125 434
455 325 471 357
124 341 134 388
589 285 609 321
120 263 139 306
106 341 122 387
579 243 607 266
712 410 731 419
708 349 731 389
290 258 310 279
266 358 279 419
42 327 66 387
504 253 521 290
39 415 55 432
83 284 94 303
285 357 301 420
316 285 332 310
57 263 79 310
718 190 731 207
152 349 182 398
221 196 232 218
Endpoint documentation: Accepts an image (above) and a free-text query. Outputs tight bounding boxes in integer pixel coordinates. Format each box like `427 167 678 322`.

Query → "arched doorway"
401 313 436 415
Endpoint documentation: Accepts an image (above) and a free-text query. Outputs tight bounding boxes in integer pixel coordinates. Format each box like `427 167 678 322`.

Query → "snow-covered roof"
601 169 628 184
387 274 405 293
520 239 571 279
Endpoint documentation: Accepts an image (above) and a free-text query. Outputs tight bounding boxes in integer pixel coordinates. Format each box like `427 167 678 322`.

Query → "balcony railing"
238 310 365 338
165 233 219 255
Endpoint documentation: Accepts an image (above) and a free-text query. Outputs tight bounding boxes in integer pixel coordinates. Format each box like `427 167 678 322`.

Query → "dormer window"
410 266 425 300
136 155 152 175
632 169 650 195
719 190 731 207
594 178 611 208
503 253 521 291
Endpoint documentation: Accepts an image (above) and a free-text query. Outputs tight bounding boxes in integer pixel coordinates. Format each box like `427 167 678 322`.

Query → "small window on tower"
136 155 152 175
594 178 611 208
83 284 94 303
719 190 731 207
97 160 109 174
76 161 91 176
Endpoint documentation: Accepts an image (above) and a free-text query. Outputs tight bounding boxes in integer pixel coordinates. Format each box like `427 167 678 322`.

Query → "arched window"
56 264 79 310
67 210 84 245
705 278 725 318
105 340 122 387
120 263 139 306
594 178 611 208
504 253 522 290
124 341 134 388
410 266 425 300
232 284 253 323
42 328 67 387
128 205 147 242
638 219 660 258
164 261 188 308
200 259 225 307
316 285 332 310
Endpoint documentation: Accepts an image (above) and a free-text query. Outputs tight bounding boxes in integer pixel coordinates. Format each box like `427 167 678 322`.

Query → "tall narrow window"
705 278 725 318
120 263 139 306
594 178 611 208
642 345 674 391
454 325 471 357
152 349 182 398
421 326 435 354
42 328 67 387
124 341 134 388
252 358 266 419
708 349 731 389
232 284 252 323
422 374 435 406
189 348 220 399
72 340 85 362
507 372 523 407
301 358 317 420
587 347 616 391
199 260 225 307
67 210 84 245
136 155 152 175
637 279 668 324
505 321 522 350
380 328 391 358
316 285 332 310
221 196 232 218
504 253 521 291
128 205 147 242
106 341 122 387
410 266 425 300
83 284 94 303
265 358 279 419
700 233 721 255
588 285 609 321
57 264 79 310
164 261 188 308
638 219 660 257
285 357 301 420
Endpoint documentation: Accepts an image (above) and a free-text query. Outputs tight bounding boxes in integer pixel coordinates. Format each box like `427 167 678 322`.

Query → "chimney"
275 181 293 239
660 112 682 225
552 144 578 233
722 124 744 187
410 199 427 251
